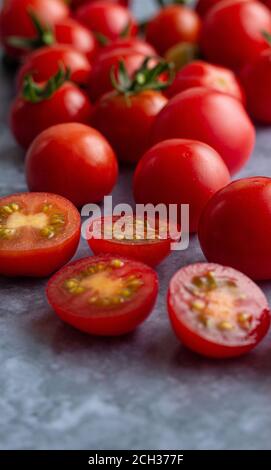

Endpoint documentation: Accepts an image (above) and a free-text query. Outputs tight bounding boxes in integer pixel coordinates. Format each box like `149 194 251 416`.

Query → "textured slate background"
1 0 271 451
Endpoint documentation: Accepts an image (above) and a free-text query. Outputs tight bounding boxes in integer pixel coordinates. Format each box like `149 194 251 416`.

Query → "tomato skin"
26 123 118 207
199 177 271 281
71 0 129 9
75 1 138 41
53 19 98 62
166 60 245 103
150 87 255 175
0 192 81 278
196 0 250 17
47 255 159 336
95 38 157 61
92 90 168 164
88 49 150 102
240 49 271 124
168 263 271 359
0 0 69 59
200 0 271 71
146 5 201 56
10 83 93 150
17 45 92 90
133 139 230 233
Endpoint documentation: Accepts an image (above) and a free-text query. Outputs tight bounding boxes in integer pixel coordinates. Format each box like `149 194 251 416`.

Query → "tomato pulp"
47 255 159 336
168 263 270 358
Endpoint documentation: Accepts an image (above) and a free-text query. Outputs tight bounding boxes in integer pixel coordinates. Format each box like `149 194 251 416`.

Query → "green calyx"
110 57 175 95
262 31 271 47
22 66 70 103
156 0 192 7
7 9 55 51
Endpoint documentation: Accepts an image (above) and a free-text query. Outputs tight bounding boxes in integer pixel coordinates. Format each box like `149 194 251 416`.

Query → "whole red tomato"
146 5 201 56
133 139 230 233
75 1 137 42
92 59 170 164
88 49 151 102
10 68 93 149
199 177 271 281
26 123 118 207
200 0 271 71
196 0 250 17
150 87 255 175
0 0 69 59
17 45 92 89
240 46 271 123
166 60 245 102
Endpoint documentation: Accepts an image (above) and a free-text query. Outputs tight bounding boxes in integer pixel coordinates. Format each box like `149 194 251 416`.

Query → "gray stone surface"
1 0 271 451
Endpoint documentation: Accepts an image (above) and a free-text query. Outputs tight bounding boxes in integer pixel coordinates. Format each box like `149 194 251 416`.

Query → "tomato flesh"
47 255 159 336
86 215 180 267
168 263 270 358
0 193 81 277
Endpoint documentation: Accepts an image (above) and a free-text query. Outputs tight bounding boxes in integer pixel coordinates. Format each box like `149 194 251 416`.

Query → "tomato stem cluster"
22 65 70 103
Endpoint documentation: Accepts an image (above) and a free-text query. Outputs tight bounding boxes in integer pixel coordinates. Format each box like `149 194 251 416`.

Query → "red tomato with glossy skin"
168 263 270 358
10 82 93 150
71 0 129 10
0 0 69 59
166 60 245 103
53 19 98 62
26 123 118 207
88 49 150 102
240 49 271 123
96 38 157 61
92 90 168 164
133 139 230 233
75 1 137 41
150 87 255 175
196 0 250 17
47 255 159 336
0 192 81 278
200 0 271 71
199 177 271 281
146 5 201 56
86 215 180 267
17 45 92 89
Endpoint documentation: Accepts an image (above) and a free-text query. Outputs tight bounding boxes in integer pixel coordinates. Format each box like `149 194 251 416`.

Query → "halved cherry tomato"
200 0 271 71
198 177 271 281
26 123 118 208
47 255 159 336
75 1 138 42
10 68 93 149
150 87 255 175
133 139 230 233
166 60 245 103
0 192 81 278
88 49 151 102
17 45 92 89
96 37 157 61
0 0 69 59
168 263 270 358
146 5 201 56
86 215 180 267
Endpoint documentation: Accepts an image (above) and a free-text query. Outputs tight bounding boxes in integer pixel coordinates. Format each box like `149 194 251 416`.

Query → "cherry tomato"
47 255 159 336
240 47 271 123
0 0 69 59
96 37 157 61
133 139 230 233
200 0 271 71
146 5 201 56
86 215 180 267
17 45 92 89
150 87 255 175
199 177 271 281
26 123 118 207
168 263 270 358
75 1 138 42
88 49 151 102
166 60 245 103
196 0 250 17
53 19 98 61
71 0 129 10
10 70 93 150
0 192 81 278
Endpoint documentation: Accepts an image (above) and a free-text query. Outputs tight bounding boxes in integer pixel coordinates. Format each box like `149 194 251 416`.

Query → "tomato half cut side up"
86 215 180 267
0 193 81 277
47 255 159 336
168 263 270 359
